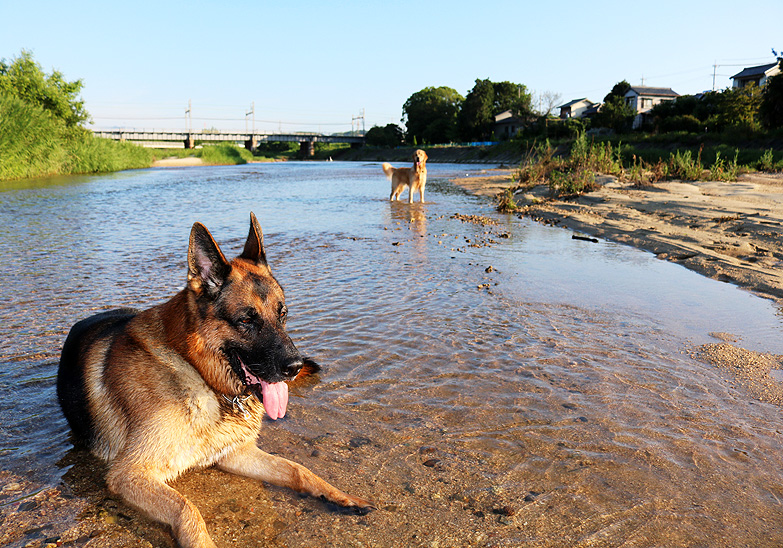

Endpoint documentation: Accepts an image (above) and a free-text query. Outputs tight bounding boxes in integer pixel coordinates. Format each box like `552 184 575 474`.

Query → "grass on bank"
500 131 783 209
149 142 350 164
0 94 152 181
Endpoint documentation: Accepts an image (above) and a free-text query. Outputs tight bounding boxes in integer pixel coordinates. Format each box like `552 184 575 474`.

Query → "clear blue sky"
2 0 781 134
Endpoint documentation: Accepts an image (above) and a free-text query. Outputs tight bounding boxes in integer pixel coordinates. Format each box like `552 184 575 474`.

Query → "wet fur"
57 213 373 548
383 149 428 203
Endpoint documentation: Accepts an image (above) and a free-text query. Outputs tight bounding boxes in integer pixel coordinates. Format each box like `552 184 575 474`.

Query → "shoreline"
450 169 783 307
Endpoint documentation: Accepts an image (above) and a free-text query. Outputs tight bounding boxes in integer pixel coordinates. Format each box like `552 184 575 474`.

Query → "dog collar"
222 393 254 419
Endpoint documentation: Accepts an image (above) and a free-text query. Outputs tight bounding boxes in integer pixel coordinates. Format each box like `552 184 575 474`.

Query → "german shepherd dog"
57 213 373 548
383 149 428 203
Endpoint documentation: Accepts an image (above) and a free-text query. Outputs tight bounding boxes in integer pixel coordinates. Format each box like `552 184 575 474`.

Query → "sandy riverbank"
151 157 206 167
452 169 783 306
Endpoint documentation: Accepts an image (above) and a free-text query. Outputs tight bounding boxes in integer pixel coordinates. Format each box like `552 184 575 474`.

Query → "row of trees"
366 79 560 147
368 59 783 146
648 77 783 134
585 73 783 135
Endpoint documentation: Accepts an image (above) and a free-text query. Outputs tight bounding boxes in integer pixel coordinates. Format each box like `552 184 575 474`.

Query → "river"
2 161 783 547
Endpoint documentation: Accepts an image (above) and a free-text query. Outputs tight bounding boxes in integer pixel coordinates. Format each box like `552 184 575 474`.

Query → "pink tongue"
260 381 288 420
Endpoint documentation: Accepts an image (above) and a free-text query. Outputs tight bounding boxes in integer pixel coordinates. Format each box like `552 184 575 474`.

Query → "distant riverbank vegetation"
357 68 783 193
0 51 270 182
3 49 782 184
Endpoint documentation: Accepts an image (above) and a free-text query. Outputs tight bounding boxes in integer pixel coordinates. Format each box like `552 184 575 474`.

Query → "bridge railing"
90 128 365 144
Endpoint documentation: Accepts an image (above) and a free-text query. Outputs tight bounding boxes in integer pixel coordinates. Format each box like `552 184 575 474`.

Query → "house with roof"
493 110 525 140
558 98 597 119
624 86 679 129
731 63 781 88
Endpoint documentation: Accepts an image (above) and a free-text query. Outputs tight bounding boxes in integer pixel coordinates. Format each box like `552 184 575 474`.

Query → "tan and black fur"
57 213 372 548
383 149 428 203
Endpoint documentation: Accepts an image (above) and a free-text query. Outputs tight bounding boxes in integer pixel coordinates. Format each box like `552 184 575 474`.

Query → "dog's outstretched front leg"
218 441 375 511
106 463 217 548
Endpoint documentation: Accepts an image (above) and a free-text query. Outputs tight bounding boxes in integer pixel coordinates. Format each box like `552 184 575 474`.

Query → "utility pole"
186 99 192 134
352 109 365 136
712 62 717 91
245 102 255 134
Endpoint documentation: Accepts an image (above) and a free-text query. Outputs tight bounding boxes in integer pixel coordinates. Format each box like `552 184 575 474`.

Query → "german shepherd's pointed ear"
239 212 268 266
188 222 231 297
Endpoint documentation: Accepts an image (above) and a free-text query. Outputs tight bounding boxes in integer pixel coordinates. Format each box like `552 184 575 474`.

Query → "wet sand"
453 170 783 306
451 167 783 425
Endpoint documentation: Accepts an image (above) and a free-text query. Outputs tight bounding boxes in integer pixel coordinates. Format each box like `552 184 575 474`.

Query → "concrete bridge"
91 129 365 156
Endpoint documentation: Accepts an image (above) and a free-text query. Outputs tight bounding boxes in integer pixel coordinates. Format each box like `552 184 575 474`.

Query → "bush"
666 148 703 180
707 149 739 181
657 114 704 133
366 124 404 147
198 143 252 165
549 168 596 197
516 140 563 186
496 188 518 211
757 149 776 171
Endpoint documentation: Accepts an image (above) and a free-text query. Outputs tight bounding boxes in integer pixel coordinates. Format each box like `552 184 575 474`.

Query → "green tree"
603 80 631 103
456 79 533 141
760 72 783 129
457 79 495 141
365 123 404 147
0 50 89 128
492 81 533 118
592 80 636 132
402 86 464 144
716 84 762 130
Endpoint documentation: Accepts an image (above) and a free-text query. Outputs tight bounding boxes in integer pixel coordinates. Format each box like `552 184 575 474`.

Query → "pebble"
349 437 372 448
3 482 22 493
422 458 441 467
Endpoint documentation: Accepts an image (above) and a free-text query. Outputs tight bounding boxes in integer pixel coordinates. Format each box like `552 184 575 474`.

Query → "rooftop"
731 62 779 80
626 86 680 98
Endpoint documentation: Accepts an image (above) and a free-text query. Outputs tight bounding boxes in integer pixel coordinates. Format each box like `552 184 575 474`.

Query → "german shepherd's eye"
237 309 260 329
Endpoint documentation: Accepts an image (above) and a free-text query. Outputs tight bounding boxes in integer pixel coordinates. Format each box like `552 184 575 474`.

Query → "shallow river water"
2 162 783 547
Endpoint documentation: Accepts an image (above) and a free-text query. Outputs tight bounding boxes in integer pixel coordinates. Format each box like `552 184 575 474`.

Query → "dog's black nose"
282 358 303 379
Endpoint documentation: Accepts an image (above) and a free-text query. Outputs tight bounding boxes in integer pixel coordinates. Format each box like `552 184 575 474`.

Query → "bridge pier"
184 136 196 149
299 140 315 157
244 137 258 151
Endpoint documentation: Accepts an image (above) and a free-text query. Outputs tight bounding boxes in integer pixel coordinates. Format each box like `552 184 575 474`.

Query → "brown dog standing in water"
383 149 428 203
57 212 373 548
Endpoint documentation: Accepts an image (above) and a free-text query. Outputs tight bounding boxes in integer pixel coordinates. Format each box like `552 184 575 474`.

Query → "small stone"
524 491 541 502
349 437 372 448
18 501 38 512
422 458 441 467
493 505 516 516
3 482 22 493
